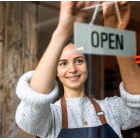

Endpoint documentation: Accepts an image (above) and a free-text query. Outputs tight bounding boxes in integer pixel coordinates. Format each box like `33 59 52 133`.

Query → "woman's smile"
66 75 81 81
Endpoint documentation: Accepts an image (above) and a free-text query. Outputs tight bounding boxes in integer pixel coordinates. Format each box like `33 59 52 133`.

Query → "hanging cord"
81 1 114 11
114 1 122 25
89 4 99 25
89 1 122 26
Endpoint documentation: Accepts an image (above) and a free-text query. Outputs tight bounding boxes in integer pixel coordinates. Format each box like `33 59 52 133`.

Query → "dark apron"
57 96 119 138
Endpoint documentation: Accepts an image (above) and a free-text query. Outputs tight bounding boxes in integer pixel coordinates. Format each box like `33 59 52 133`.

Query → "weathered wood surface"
0 1 39 138
0 2 5 138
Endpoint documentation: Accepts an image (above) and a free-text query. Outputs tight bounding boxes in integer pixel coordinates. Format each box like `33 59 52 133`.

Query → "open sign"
74 22 136 57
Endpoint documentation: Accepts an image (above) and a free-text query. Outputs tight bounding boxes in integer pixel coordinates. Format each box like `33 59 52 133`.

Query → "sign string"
89 4 99 25
114 2 122 25
89 1 122 26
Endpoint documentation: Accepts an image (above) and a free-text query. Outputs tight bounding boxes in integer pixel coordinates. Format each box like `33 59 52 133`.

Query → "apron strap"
88 97 107 125
61 96 68 129
61 96 107 129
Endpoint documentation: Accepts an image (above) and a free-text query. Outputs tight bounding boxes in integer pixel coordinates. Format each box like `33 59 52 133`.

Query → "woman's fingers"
76 1 85 9
72 1 94 22
85 1 91 7
102 2 116 18
102 1 130 29
72 1 92 15
59 1 105 33
119 1 129 6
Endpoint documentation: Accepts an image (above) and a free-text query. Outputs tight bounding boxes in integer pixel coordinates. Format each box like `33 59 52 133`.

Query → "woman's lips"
66 75 81 81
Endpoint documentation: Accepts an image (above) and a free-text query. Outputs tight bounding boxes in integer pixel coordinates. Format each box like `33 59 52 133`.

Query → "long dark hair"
55 53 95 98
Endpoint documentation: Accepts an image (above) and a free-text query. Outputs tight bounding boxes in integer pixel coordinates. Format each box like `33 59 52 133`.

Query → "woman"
16 1 140 138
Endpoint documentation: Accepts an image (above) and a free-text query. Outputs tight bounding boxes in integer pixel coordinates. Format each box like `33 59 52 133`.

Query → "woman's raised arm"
29 1 97 94
29 26 70 94
103 2 140 95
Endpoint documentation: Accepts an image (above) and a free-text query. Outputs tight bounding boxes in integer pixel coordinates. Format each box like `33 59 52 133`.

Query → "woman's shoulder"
93 96 122 108
94 96 121 102
51 98 61 108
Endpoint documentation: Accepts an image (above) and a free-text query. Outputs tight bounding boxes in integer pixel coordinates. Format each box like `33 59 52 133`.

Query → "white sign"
74 22 136 57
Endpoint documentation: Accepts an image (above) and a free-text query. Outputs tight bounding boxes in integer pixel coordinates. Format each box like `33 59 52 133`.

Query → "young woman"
15 1 140 138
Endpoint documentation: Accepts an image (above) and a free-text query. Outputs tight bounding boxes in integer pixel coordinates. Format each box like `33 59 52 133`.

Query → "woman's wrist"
54 24 72 37
51 25 72 49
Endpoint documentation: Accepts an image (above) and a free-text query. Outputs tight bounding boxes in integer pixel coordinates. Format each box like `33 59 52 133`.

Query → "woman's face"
57 43 88 90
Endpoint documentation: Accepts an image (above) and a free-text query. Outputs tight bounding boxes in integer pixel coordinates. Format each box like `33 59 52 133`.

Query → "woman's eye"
75 60 83 64
60 62 67 66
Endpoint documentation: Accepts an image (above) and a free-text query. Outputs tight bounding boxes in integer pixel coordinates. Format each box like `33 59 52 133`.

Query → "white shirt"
15 71 140 138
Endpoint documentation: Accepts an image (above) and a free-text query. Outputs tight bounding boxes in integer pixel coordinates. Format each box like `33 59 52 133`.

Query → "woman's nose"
68 64 77 73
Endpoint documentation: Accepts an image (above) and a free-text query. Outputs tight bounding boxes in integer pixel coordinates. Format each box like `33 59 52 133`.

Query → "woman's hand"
102 1 140 95
57 1 100 35
102 1 130 29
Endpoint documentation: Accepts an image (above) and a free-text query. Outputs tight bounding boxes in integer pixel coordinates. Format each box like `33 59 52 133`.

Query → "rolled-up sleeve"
15 71 58 137
119 82 140 108
106 82 140 130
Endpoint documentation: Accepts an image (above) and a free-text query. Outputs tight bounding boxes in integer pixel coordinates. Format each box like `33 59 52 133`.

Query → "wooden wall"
0 1 39 138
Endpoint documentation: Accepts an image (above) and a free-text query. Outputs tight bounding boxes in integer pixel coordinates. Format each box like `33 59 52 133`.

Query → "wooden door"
0 1 39 138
